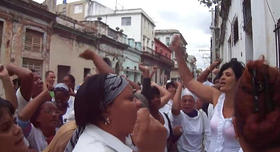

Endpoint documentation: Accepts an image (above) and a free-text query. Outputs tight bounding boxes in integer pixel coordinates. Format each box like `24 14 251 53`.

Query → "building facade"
211 0 280 68
0 0 129 97
56 0 88 21
85 1 156 54
155 38 172 60
155 29 188 81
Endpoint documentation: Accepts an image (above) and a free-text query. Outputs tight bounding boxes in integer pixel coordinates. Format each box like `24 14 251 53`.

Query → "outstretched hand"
79 49 95 60
0 65 9 79
139 63 150 78
209 59 222 71
170 35 185 55
132 108 167 152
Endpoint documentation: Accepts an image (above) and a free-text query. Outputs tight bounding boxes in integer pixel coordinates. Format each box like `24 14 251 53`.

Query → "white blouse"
171 110 210 152
208 93 241 152
73 124 132 152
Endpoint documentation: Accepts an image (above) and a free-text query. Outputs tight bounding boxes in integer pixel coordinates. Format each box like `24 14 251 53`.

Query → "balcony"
141 51 174 67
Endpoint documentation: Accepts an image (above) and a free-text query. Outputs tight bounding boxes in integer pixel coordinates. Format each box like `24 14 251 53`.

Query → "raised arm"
171 82 182 115
18 84 51 121
139 64 152 102
0 65 18 109
197 59 221 83
6 63 33 101
79 49 114 74
170 35 221 105
151 82 172 108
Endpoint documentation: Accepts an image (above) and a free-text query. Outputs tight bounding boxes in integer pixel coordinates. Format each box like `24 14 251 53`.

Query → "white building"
86 1 156 53
212 0 280 67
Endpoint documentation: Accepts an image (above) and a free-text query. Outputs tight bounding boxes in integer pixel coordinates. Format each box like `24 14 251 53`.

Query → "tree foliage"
197 0 221 8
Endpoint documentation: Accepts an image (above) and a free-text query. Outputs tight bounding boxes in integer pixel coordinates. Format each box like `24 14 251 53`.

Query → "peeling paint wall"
0 4 52 97
49 33 97 86
0 6 51 68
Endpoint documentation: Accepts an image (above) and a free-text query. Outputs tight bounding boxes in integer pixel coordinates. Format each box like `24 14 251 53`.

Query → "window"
24 29 43 52
0 21 3 50
57 65 70 83
243 0 252 34
121 17 131 26
74 4 83 14
166 37 170 46
233 18 239 44
22 58 43 77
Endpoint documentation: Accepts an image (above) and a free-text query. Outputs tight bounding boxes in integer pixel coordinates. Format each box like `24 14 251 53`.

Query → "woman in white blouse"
72 73 167 152
171 35 244 152
172 84 210 152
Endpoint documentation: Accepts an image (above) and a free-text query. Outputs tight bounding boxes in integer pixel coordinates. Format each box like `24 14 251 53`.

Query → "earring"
104 117 111 125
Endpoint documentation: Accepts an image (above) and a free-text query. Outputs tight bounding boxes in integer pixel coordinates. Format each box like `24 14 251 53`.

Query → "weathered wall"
49 34 96 85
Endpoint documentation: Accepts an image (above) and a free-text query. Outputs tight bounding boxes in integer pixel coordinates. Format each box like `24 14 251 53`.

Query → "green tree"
197 0 221 8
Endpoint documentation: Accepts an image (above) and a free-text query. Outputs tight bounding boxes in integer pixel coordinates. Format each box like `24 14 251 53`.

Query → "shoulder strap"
163 113 173 137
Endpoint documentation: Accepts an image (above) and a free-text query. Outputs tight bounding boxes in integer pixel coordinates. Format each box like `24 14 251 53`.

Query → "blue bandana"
103 74 129 106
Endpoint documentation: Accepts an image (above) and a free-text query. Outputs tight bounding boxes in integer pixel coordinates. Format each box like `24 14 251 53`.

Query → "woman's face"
107 85 142 135
219 68 237 93
0 108 28 152
181 95 195 113
36 102 59 129
54 91 69 115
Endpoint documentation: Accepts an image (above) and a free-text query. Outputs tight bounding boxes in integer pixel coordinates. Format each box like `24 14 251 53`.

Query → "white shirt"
18 120 48 152
16 88 29 112
73 124 133 152
208 93 241 152
207 103 214 120
171 110 210 152
159 99 173 114
63 96 75 123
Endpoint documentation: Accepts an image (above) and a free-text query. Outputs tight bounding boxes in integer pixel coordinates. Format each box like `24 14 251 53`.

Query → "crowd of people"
0 35 279 152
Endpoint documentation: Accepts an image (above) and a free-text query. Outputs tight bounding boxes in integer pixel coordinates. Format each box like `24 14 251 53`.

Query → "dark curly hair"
217 58 245 80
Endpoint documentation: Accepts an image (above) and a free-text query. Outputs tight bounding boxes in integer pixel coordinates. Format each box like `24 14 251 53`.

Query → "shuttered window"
22 58 43 77
24 29 43 52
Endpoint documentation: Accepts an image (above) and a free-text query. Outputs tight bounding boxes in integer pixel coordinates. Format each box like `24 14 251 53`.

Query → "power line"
265 0 276 24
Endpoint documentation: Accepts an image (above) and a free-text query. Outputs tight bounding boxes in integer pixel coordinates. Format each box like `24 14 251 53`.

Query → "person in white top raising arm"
170 35 244 152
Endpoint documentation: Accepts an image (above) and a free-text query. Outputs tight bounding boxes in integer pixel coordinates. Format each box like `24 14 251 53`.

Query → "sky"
34 0 212 69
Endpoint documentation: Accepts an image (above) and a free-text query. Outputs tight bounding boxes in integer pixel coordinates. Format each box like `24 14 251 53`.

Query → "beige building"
0 0 55 97
56 0 88 22
0 0 128 97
